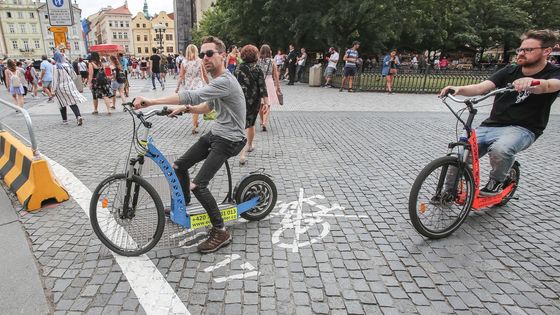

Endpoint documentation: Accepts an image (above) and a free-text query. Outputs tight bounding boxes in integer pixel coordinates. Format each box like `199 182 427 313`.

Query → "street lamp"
153 23 166 52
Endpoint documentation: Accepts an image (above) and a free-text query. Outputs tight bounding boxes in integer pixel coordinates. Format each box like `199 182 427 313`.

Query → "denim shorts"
343 66 357 77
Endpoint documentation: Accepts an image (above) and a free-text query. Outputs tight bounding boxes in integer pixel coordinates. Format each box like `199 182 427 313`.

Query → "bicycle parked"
89 102 277 256
408 81 540 239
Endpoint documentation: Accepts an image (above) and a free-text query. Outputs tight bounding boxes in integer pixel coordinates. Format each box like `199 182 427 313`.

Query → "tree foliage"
195 0 560 55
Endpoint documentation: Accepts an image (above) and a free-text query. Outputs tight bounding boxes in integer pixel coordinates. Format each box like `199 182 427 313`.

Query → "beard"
516 56 541 67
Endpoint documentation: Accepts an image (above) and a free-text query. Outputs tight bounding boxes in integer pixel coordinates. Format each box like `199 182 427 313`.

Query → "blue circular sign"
53 0 63 8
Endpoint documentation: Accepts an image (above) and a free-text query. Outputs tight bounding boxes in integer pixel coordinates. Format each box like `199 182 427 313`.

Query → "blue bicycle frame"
143 137 260 229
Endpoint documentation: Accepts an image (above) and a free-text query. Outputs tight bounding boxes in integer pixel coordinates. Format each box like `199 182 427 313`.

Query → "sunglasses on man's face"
199 50 220 59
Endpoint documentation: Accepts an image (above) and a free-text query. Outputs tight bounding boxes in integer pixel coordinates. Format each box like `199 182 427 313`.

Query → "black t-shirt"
482 64 560 138
150 55 161 73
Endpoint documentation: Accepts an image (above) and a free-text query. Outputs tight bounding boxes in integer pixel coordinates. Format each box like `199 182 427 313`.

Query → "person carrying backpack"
110 55 127 110
25 61 39 98
87 52 113 115
5 59 25 111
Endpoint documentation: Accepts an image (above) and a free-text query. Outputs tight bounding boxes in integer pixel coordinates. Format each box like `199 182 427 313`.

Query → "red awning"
89 44 124 53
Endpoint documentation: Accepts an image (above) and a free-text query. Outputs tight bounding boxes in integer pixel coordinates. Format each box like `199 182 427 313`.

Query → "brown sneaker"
197 227 232 253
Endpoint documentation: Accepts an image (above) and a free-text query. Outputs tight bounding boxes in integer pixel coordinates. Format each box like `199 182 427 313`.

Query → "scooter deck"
182 203 239 229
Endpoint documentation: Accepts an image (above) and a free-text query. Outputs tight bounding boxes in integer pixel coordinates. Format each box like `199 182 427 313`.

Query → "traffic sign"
53 32 67 48
48 26 68 33
47 0 74 26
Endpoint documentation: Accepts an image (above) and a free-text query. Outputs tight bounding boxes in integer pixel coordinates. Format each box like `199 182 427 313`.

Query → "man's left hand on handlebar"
168 105 192 118
512 77 539 93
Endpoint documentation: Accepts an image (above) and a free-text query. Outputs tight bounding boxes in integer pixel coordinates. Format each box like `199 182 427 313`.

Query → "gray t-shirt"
179 71 246 142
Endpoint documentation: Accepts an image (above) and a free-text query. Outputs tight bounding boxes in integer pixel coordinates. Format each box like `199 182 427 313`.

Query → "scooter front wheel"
235 173 277 221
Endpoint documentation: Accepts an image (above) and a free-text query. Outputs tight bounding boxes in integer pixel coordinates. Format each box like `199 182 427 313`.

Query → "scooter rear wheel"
235 174 277 221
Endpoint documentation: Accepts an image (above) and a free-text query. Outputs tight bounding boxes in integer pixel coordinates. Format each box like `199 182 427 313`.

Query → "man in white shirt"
323 47 339 88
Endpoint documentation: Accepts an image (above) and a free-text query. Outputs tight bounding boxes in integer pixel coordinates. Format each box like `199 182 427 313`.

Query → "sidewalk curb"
0 183 52 315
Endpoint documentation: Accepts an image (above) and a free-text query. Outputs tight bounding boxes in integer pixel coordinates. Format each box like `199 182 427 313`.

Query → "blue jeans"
476 125 535 182
151 72 162 88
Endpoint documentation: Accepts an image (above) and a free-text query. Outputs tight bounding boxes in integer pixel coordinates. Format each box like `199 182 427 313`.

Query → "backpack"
116 69 126 84
24 66 34 83
10 70 22 88
95 67 108 85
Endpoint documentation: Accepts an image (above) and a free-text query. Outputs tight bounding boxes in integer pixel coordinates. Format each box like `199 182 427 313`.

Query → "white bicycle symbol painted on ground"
271 188 367 253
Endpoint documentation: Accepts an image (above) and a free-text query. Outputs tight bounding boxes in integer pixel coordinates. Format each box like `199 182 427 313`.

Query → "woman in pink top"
176 44 209 134
257 44 281 131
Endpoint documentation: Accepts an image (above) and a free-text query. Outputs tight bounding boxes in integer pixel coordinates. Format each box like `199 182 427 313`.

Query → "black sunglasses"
199 50 220 59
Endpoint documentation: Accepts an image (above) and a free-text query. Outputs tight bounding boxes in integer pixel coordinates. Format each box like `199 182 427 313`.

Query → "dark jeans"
174 132 246 228
288 64 296 84
59 105 81 121
151 72 163 88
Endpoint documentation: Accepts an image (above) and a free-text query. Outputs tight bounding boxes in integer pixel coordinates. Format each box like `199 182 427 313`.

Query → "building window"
136 23 140 28
166 34 172 41
142 23 146 28
166 46 173 53
118 32 122 39
144 47 148 53
34 40 40 49
23 40 29 50
44 14 48 19
136 35 140 41
123 32 128 39
126 22 129 27
8 24 15 33
12 40 18 49
138 47 141 54
109 21 113 27
18 12 23 19
29 12 34 18
120 22 124 28
74 42 79 50
7 12 12 18
113 32 117 39
165 23 168 27
144 35 148 41
125 45 129 52
19 24 26 33
31 24 37 33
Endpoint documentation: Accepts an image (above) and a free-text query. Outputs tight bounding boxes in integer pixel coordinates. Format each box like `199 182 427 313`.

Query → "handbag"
64 67 83 93
277 90 284 105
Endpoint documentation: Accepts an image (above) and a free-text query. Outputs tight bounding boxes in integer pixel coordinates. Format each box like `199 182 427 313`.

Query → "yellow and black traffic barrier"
0 131 68 211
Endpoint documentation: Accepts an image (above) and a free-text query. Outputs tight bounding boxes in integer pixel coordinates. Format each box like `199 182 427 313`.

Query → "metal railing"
0 98 39 157
298 63 496 94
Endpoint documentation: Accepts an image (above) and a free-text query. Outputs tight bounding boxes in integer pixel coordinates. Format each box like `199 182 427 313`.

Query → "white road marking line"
203 254 240 273
213 271 259 283
46 157 190 315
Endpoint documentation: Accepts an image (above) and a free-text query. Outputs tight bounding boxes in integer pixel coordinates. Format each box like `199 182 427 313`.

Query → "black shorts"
344 66 357 77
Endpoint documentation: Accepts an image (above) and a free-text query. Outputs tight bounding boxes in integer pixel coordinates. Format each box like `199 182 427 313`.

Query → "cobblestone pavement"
1 77 560 314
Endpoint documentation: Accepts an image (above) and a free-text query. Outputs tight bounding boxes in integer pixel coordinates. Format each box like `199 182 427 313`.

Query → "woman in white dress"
175 44 209 134
52 51 86 125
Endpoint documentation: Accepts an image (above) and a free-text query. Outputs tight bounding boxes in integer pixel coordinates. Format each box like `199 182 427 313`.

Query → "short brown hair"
201 36 226 53
240 44 259 63
521 29 558 48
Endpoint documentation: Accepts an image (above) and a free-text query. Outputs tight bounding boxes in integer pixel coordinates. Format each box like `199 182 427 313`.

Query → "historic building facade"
86 5 133 54
132 8 176 58
0 0 43 59
173 0 214 54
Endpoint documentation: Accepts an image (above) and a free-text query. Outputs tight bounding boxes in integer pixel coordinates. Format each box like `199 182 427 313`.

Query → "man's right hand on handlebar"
133 96 152 109
439 86 461 97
